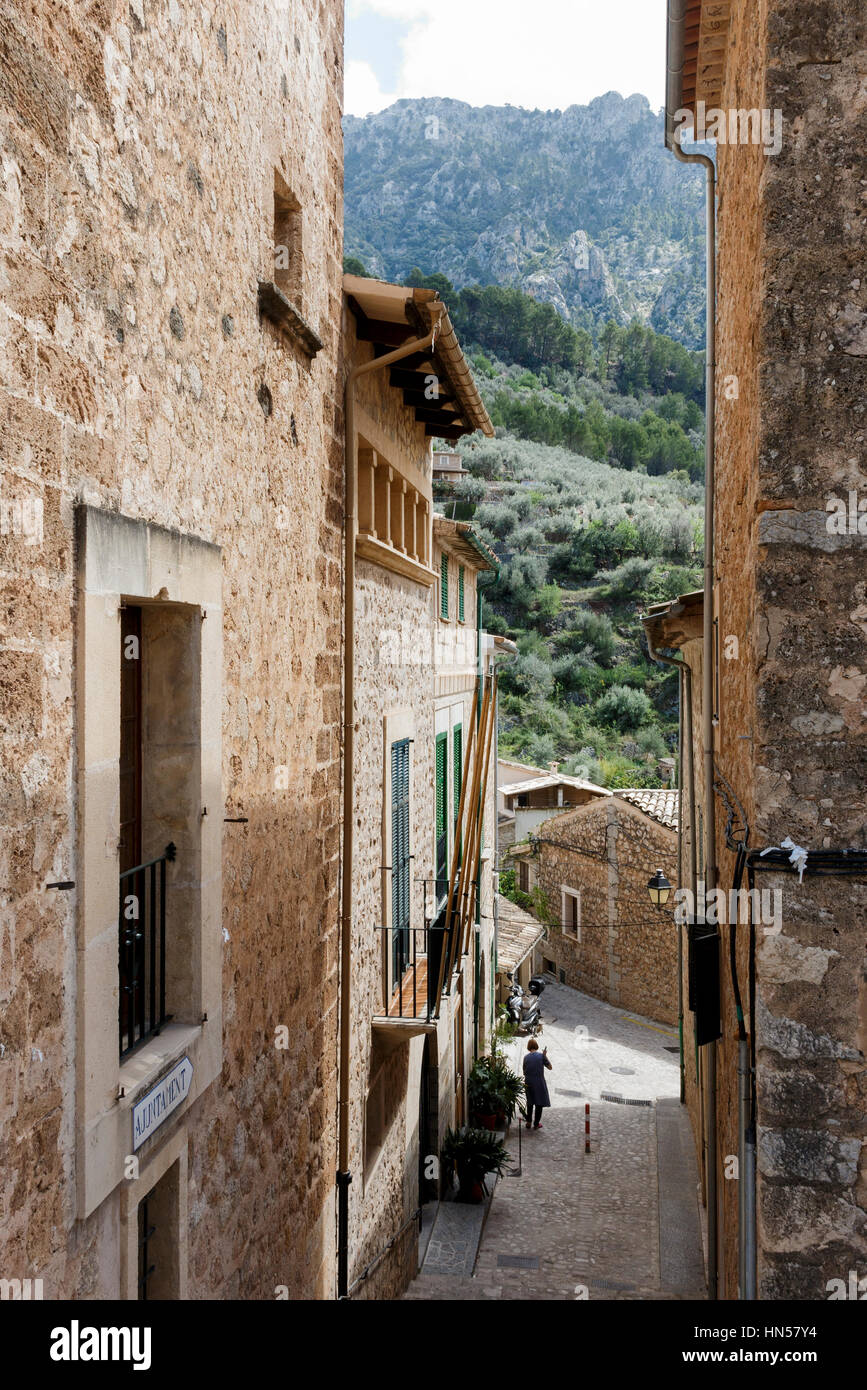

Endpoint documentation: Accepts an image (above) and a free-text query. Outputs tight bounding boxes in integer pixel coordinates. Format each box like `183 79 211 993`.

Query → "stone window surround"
76 507 222 1221
561 886 581 941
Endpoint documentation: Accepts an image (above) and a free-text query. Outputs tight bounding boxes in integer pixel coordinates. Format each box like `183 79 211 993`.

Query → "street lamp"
647 869 672 909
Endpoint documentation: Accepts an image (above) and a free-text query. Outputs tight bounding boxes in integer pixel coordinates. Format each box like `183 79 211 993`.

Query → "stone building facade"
341 278 498 1298
0 0 345 1298
664 0 867 1300
514 791 679 1025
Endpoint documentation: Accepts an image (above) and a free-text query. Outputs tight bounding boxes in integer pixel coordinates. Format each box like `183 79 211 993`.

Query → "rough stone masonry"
0 0 345 1298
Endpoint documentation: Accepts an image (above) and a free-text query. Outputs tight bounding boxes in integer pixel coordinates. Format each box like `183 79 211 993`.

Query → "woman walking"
522 1037 552 1129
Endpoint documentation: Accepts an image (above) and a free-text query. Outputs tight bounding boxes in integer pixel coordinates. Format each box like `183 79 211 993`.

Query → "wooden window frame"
561 887 581 941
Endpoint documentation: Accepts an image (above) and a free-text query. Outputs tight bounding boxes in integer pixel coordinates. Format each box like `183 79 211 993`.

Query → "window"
458 564 465 622
440 552 449 619
76 507 222 1224
117 603 200 1059
391 739 411 983
518 860 529 894
272 171 302 307
435 732 448 903
561 888 581 940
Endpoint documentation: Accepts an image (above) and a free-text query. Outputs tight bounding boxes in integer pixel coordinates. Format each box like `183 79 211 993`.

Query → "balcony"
356 445 436 589
373 912 455 1038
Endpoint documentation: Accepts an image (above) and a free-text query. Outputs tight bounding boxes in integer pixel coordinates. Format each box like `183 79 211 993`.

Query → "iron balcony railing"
119 842 176 1059
379 909 454 1022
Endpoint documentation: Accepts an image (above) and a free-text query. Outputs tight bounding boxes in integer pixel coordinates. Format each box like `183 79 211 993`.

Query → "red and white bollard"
584 1102 591 1154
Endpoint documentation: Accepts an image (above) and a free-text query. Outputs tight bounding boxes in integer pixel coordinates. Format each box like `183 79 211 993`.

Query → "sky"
344 0 667 118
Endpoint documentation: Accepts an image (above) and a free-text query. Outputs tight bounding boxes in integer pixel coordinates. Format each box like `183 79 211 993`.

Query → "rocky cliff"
344 93 707 347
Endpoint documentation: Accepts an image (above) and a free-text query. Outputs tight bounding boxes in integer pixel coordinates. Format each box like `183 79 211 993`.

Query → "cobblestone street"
405 982 707 1301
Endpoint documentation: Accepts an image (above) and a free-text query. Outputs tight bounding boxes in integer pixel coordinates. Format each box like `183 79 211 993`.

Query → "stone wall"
0 0 344 1299
708 0 867 1299
345 305 433 1296
534 798 679 1025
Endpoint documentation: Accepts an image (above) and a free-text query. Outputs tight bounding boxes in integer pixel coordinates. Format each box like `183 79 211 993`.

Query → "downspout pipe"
644 634 688 1105
337 306 444 1299
666 0 719 1297
490 635 517 1037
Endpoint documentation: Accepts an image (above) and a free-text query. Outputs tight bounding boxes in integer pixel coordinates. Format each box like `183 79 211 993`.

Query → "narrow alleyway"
405 982 707 1301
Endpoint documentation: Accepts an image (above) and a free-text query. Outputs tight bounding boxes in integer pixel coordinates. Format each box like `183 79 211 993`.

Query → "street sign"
132 1056 193 1151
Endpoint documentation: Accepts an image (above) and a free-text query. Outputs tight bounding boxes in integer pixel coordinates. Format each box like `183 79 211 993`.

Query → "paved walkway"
404 982 706 1301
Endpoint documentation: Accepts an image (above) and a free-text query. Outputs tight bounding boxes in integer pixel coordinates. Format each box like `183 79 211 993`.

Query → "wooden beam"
462 675 497 958
389 367 450 392
435 676 481 1004
391 350 438 372
425 425 467 440
401 388 458 410
355 320 415 347
444 676 492 988
413 407 468 427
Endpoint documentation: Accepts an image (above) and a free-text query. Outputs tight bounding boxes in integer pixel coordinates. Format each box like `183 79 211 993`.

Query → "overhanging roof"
500 774 610 799
665 0 732 148
344 275 494 442
433 514 499 573
641 589 704 650
496 894 546 973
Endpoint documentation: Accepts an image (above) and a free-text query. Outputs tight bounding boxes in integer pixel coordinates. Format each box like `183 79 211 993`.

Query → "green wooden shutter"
391 739 411 937
458 565 465 622
453 725 462 824
440 553 448 619
435 733 447 840
435 732 448 892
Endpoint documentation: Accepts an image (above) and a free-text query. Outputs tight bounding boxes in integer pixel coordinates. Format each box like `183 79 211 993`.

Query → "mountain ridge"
343 93 707 347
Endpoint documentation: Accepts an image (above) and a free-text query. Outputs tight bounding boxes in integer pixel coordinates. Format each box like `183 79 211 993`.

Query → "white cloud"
344 0 666 116
344 59 397 117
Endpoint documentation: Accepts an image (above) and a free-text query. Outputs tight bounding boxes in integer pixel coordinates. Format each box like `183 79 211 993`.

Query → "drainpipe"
337 304 444 1299
647 636 686 1100
666 0 719 1298
491 634 517 1037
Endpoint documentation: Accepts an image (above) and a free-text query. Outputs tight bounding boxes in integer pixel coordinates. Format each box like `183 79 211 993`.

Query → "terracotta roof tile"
616 788 680 831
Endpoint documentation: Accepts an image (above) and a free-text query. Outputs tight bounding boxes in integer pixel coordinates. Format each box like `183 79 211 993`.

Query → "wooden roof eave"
344 275 494 442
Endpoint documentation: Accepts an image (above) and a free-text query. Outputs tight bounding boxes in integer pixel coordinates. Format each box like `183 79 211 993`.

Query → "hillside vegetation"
413 277 705 786
345 243 704 787
447 434 701 786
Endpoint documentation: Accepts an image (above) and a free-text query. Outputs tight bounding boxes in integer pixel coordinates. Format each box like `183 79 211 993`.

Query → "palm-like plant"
441 1126 510 1201
472 1054 525 1123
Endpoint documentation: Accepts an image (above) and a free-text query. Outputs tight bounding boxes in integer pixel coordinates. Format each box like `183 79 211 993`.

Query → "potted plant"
471 1054 525 1128
468 1061 500 1130
441 1126 510 1203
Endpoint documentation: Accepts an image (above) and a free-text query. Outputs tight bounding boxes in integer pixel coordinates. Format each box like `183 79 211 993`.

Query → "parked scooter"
506 975 545 1034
